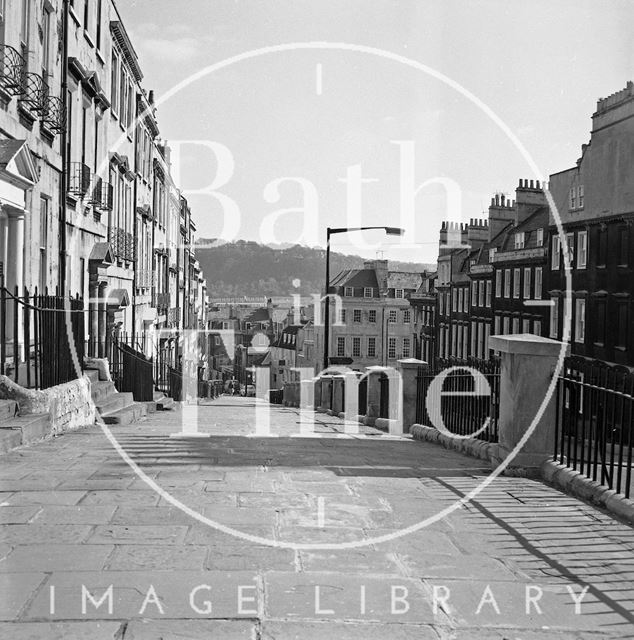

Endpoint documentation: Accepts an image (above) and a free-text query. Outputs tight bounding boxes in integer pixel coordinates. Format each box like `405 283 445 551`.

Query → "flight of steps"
0 399 50 454
85 369 148 425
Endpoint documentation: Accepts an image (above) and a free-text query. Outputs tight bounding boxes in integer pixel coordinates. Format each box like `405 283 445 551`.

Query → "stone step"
84 369 101 383
0 413 51 453
95 392 134 416
102 402 147 425
0 399 18 422
91 380 117 403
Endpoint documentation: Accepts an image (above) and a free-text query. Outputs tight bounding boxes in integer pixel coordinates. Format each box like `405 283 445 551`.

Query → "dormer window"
536 228 544 247
569 185 584 210
364 287 373 298
514 232 525 249
488 248 497 262
395 288 404 299
344 286 353 297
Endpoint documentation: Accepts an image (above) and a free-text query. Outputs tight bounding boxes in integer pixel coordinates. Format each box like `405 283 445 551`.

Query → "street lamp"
323 226 405 370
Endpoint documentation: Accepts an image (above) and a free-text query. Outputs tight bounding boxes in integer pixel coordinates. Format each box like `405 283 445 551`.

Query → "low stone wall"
410 423 496 463
0 375 95 435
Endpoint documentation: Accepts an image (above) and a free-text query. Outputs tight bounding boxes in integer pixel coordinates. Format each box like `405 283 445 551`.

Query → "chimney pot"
529 180 534 188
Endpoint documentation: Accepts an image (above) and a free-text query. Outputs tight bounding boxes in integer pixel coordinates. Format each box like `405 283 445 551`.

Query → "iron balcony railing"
152 291 170 311
108 227 137 262
0 44 26 96
20 72 49 115
41 95 66 134
68 162 91 197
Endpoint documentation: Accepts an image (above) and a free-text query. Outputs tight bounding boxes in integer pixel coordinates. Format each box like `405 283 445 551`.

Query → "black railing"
0 44 26 96
0 286 85 390
554 357 634 498
415 357 500 442
20 72 48 114
42 95 66 134
112 342 154 401
68 162 91 197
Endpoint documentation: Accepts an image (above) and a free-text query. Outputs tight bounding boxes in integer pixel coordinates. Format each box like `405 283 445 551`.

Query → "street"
1 397 633 639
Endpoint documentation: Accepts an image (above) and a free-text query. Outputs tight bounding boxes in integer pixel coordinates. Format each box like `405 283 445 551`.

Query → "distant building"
323 259 422 370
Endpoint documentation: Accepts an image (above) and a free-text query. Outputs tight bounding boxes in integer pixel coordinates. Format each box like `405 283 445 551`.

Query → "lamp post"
323 226 404 371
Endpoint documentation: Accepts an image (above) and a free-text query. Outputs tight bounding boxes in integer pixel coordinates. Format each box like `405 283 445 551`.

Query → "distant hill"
195 240 435 298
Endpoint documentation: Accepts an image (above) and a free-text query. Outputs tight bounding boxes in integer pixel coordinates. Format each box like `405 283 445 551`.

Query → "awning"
0 140 38 190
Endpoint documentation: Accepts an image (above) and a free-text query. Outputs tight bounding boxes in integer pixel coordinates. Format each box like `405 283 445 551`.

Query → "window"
111 52 119 115
578 184 584 208
478 280 485 307
458 288 463 312
514 232 525 249
494 315 501 336
464 287 469 312
352 337 361 357
20 0 30 68
595 299 606 346
96 0 102 48
565 232 575 266
395 288 404 299
597 226 607 267
504 269 511 298
569 187 576 210
472 280 477 304
368 309 376 323
534 320 542 337
522 319 531 333
452 288 457 311
471 321 476 356
489 248 497 263
344 286 353 297
550 297 559 338
337 337 345 357
551 236 560 270
534 267 542 300
512 317 520 334
388 309 397 323
388 337 397 359
402 338 410 358
353 309 362 323
367 337 376 358
616 301 629 349
619 227 629 266
503 316 510 335
536 228 544 247
338 308 346 324
439 294 444 316
39 196 49 290
403 309 411 324
523 268 531 299
495 270 502 298
485 281 492 307
364 287 373 298
42 7 52 77
577 230 587 269
574 298 586 343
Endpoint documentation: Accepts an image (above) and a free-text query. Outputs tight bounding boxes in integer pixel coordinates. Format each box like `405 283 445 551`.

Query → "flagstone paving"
0 396 633 639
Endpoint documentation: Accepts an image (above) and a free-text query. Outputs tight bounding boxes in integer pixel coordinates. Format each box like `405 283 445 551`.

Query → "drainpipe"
59 0 69 296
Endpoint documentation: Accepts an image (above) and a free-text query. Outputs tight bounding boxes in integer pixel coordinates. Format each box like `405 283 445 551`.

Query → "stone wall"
0 375 95 435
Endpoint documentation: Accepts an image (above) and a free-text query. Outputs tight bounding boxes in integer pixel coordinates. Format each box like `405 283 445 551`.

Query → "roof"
244 308 270 323
387 271 423 290
272 325 302 350
330 269 378 290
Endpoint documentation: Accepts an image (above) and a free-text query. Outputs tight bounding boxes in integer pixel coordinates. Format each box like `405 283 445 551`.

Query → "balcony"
20 72 48 115
0 45 26 96
136 268 154 289
168 307 181 324
68 162 91 197
108 227 137 263
41 96 66 134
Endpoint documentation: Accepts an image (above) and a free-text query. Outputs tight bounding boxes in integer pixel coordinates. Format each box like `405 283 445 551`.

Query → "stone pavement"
1 396 633 639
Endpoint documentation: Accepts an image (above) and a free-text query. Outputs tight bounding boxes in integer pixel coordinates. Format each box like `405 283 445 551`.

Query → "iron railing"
111 341 154 402
554 357 634 498
358 376 368 416
0 44 26 96
20 72 48 114
415 357 500 442
41 95 66 134
68 162 91 197
0 286 85 390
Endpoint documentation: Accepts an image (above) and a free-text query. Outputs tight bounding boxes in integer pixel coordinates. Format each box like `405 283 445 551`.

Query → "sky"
116 0 633 264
